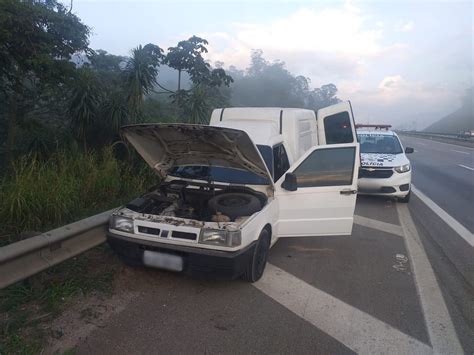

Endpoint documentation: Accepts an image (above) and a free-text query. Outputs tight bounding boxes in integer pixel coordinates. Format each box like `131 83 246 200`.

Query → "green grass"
0 146 155 246
0 147 156 353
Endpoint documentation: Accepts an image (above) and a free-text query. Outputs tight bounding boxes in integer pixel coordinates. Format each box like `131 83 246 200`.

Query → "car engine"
125 180 266 222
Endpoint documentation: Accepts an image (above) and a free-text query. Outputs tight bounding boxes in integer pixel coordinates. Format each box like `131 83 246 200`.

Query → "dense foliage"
229 50 340 110
0 147 156 246
0 0 342 239
0 1 342 166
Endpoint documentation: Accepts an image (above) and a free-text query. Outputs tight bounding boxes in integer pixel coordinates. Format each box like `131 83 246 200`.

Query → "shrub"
0 147 155 246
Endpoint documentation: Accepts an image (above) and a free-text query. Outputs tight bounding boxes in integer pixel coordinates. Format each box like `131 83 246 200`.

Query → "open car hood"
121 124 272 183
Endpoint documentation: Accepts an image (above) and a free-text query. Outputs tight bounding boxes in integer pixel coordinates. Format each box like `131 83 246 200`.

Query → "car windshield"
168 145 272 185
358 133 403 154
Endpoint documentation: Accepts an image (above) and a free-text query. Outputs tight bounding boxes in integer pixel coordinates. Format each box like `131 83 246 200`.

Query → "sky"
67 0 472 129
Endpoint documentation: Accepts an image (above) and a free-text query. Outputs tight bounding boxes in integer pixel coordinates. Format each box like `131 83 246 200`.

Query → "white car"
108 103 360 282
357 128 413 202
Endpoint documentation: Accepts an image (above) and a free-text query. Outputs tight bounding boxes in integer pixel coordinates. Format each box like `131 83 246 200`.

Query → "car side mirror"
405 147 414 154
282 172 297 191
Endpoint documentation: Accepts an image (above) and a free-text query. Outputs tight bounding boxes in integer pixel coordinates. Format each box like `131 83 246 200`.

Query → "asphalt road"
399 135 474 232
46 197 473 354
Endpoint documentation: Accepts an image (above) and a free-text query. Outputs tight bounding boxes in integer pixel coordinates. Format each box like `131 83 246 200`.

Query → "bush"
0 147 155 246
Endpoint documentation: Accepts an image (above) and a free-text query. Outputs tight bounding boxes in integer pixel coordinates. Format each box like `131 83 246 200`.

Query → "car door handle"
340 189 357 195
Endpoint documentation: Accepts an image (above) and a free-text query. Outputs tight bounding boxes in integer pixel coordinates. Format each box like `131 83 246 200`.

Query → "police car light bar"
355 124 392 130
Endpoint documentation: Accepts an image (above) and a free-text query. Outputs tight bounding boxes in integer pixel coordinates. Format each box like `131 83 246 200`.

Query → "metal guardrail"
0 209 115 289
397 131 474 142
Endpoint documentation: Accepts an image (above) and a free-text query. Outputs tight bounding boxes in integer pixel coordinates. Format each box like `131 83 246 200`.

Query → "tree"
68 67 101 151
308 84 340 110
164 36 210 91
87 49 125 88
122 44 164 120
183 85 214 124
230 50 341 110
247 49 268 76
162 36 233 122
0 0 90 162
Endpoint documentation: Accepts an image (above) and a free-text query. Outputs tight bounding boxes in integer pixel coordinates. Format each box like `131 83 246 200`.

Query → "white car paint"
275 143 359 237
109 102 360 275
357 129 412 198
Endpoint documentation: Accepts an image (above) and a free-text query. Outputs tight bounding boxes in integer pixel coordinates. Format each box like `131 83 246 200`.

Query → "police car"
356 124 414 202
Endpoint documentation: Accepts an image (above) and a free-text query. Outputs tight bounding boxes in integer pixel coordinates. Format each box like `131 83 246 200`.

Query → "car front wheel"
242 229 271 283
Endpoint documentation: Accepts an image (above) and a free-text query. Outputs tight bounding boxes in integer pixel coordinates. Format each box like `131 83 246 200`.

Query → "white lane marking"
411 185 474 247
397 204 464 354
354 215 404 237
254 264 432 354
458 164 474 171
451 150 470 155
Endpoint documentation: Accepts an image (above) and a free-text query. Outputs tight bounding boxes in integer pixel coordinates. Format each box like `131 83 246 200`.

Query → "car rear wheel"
242 229 270 283
398 191 411 203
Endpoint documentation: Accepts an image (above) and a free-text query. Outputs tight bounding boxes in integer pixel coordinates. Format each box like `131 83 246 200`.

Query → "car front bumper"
358 169 411 197
107 232 256 280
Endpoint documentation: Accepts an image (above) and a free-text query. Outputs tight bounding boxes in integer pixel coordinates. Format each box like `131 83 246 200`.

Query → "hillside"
425 89 473 133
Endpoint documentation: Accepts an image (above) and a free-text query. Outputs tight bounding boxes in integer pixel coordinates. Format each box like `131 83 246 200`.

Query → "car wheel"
398 191 411 203
242 229 270 283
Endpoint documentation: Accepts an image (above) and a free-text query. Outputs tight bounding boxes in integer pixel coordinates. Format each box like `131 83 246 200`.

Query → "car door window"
293 147 356 187
273 144 290 181
324 111 354 144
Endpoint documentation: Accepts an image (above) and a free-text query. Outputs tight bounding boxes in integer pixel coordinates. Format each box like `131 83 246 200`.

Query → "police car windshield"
358 133 403 154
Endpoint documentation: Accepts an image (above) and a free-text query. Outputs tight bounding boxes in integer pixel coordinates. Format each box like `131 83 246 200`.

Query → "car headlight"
199 228 241 247
110 215 134 233
394 164 411 173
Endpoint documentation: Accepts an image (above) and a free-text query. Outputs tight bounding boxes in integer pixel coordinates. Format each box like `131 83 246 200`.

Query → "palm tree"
122 44 163 121
100 89 129 133
187 85 214 124
68 67 101 151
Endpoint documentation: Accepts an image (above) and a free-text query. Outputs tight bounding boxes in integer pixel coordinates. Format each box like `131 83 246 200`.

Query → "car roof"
214 119 281 146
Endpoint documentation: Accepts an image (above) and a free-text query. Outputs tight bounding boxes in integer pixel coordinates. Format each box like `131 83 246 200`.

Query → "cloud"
200 2 405 84
341 75 463 129
193 2 463 129
397 20 414 32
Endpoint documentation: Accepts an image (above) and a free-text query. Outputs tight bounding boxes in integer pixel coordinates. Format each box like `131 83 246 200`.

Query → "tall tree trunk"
178 70 181 91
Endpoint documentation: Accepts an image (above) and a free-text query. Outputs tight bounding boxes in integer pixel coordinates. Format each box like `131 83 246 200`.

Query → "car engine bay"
125 180 267 222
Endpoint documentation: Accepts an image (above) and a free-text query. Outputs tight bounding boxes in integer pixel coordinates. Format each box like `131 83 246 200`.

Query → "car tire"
242 229 271 283
398 191 411 203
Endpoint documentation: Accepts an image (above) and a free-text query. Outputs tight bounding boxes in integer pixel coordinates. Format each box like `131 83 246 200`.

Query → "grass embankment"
0 148 155 354
0 147 154 246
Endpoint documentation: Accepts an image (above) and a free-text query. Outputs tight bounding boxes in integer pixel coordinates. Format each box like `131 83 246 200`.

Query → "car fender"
239 198 279 247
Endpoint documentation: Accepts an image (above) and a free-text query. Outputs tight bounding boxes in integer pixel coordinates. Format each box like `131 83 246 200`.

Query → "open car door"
275 142 360 237
317 101 357 145
275 102 360 237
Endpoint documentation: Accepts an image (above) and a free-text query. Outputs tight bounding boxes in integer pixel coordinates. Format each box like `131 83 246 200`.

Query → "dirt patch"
45 275 139 353
44 265 161 353
0 245 121 354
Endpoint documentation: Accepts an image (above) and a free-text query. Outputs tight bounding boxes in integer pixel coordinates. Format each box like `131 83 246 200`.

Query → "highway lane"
44 197 473 354
399 135 474 232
